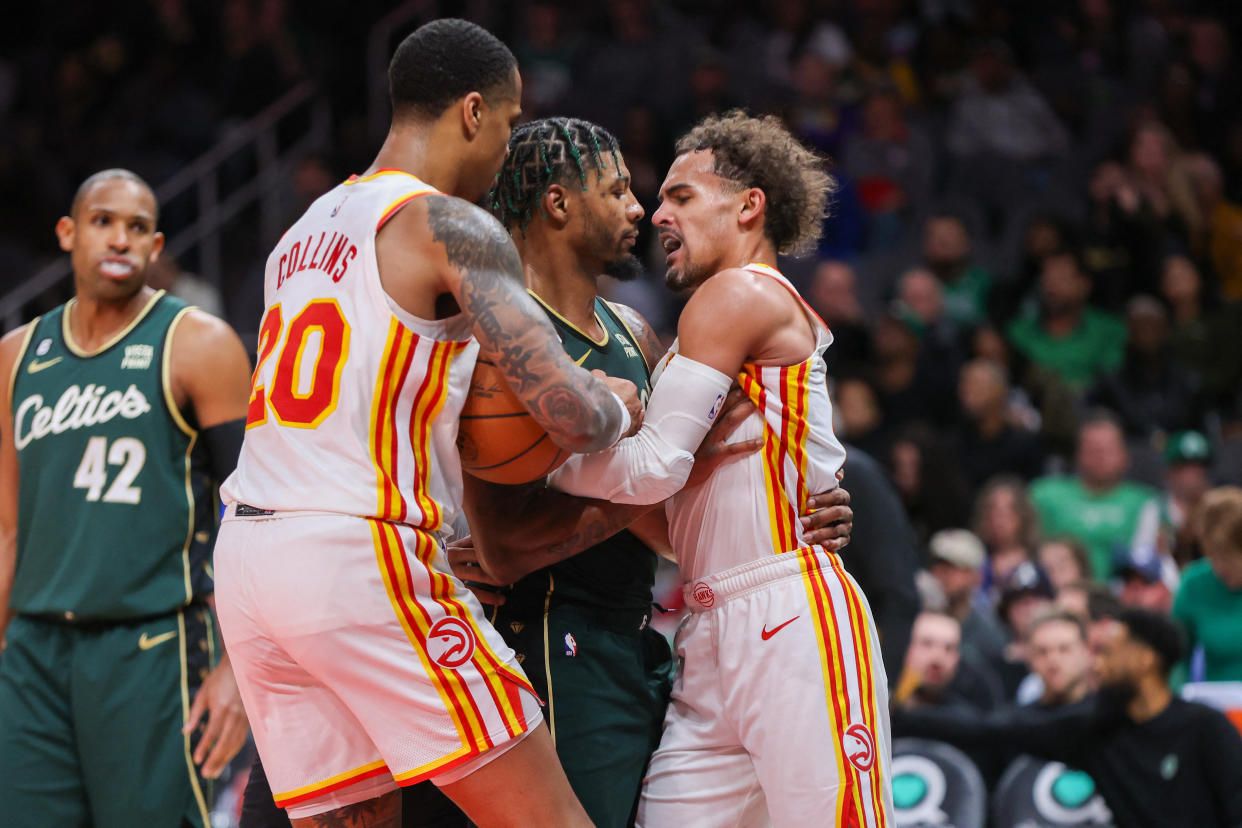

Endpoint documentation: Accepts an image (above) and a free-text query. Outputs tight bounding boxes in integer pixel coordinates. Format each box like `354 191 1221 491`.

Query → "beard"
604 254 644 282
1096 679 1138 717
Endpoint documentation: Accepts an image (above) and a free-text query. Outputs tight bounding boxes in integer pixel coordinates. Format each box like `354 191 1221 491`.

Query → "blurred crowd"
6 0 1242 817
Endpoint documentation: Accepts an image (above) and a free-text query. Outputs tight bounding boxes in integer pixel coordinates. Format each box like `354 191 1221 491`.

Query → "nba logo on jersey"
329 195 349 217
563 632 578 657
708 392 724 420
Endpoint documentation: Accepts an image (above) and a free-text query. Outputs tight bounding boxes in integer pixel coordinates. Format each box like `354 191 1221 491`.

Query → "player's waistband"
682 546 838 613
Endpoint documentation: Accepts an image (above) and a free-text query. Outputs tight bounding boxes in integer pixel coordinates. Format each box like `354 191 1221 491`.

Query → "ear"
149 231 166 261
737 187 766 233
460 92 485 139
55 216 75 252
542 183 571 227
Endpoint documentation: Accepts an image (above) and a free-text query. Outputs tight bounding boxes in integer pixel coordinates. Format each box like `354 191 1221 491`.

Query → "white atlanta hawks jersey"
222 170 479 533
662 263 846 583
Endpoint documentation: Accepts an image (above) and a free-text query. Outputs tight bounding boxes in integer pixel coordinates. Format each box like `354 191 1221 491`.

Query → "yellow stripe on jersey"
370 319 415 521
739 368 785 555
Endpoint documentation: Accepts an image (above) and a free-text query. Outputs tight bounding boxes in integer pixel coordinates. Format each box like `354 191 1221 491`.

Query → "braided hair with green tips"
490 117 623 232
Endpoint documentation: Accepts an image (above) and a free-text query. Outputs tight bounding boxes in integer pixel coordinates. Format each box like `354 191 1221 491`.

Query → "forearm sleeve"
201 417 245 484
549 355 732 505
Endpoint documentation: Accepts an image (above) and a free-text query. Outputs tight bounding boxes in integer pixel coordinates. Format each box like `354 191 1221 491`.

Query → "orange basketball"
457 355 570 485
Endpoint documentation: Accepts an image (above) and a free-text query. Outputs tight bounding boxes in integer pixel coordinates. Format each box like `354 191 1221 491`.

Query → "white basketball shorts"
637 546 893 828
213 508 541 818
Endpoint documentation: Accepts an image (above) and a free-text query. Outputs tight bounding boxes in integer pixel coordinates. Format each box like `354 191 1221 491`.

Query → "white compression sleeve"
549 355 733 505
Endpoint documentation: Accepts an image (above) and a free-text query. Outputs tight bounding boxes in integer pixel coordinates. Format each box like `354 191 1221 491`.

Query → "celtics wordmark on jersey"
9 291 215 620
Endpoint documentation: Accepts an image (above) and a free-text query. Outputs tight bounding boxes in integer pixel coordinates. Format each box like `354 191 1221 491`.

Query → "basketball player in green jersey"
447 118 855 827
0 169 253 827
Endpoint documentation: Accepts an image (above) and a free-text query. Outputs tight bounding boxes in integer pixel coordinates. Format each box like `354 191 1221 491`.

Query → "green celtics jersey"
9 291 216 620
515 292 656 611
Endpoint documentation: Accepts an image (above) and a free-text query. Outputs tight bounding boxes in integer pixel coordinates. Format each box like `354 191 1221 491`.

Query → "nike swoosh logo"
138 630 178 650
27 357 63 373
761 616 800 640
574 350 592 366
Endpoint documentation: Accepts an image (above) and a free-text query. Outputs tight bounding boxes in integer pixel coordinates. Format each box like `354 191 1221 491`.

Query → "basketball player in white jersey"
550 112 894 827
213 20 639 828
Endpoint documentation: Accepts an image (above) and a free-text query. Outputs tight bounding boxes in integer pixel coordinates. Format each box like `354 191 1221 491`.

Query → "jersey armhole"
375 187 437 232
161 306 200 439
603 300 652 376
7 319 40 406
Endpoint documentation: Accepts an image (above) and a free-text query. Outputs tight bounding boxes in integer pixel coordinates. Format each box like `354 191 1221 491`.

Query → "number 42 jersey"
9 291 215 620
221 170 480 534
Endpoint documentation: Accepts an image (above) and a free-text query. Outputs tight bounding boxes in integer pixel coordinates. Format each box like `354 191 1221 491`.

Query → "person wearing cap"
1173 486 1242 682
893 608 1242 827
1115 544 1177 613
1164 429 1214 564
927 529 1011 687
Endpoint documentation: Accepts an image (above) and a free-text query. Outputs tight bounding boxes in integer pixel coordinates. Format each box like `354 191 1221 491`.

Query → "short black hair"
389 18 517 120
490 117 622 231
71 169 157 222
1118 608 1186 679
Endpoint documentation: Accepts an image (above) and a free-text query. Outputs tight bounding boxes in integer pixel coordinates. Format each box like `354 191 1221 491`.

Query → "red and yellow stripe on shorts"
796 545 887 827
365 320 535 783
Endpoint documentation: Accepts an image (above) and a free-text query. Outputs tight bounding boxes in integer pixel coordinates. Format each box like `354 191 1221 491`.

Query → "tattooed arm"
377 194 639 453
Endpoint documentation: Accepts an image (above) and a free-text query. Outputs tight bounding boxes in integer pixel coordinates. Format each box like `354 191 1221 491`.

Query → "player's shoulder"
170 307 244 351
604 300 664 369
686 267 789 322
0 319 40 367
386 191 507 242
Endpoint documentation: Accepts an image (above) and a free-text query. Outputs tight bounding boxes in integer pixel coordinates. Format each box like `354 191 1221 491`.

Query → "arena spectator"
898 610 1002 712
871 314 959 428
1115 544 1178 614
1030 412 1162 579
1007 248 1127 392
945 38 1069 163
513 1 580 118
926 529 1009 680
996 561 1056 684
894 608 1242 828
1173 487 1242 682
972 476 1039 596
1163 430 1215 564
1086 294 1207 440
841 89 934 250
1036 538 1092 594
921 213 991 329
888 424 973 545
832 376 887 459
1160 254 1242 411
954 359 1046 488
808 260 873 376
1184 151 1242 301
1022 609 1092 707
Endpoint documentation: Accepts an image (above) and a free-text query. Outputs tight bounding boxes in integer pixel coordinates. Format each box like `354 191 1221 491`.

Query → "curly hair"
674 110 834 256
489 117 622 232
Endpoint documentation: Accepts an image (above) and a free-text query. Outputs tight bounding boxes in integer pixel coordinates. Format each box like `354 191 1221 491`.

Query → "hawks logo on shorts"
843 722 876 772
427 617 475 668
692 581 715 608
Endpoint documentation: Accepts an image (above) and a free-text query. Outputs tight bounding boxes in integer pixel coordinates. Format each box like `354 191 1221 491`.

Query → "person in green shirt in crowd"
1173 486 1242 682
922 213 991 328
1007 248 1126 390
1030 412 1162 579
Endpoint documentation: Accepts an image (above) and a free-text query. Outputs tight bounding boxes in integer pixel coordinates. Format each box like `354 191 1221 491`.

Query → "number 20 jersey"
9 291 215 620
222 170 480 534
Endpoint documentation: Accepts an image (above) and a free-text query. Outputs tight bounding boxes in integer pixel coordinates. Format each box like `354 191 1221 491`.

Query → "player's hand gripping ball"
457 353 570 485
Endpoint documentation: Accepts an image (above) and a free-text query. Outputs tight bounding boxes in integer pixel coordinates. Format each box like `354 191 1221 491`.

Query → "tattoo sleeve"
426 195 622 452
